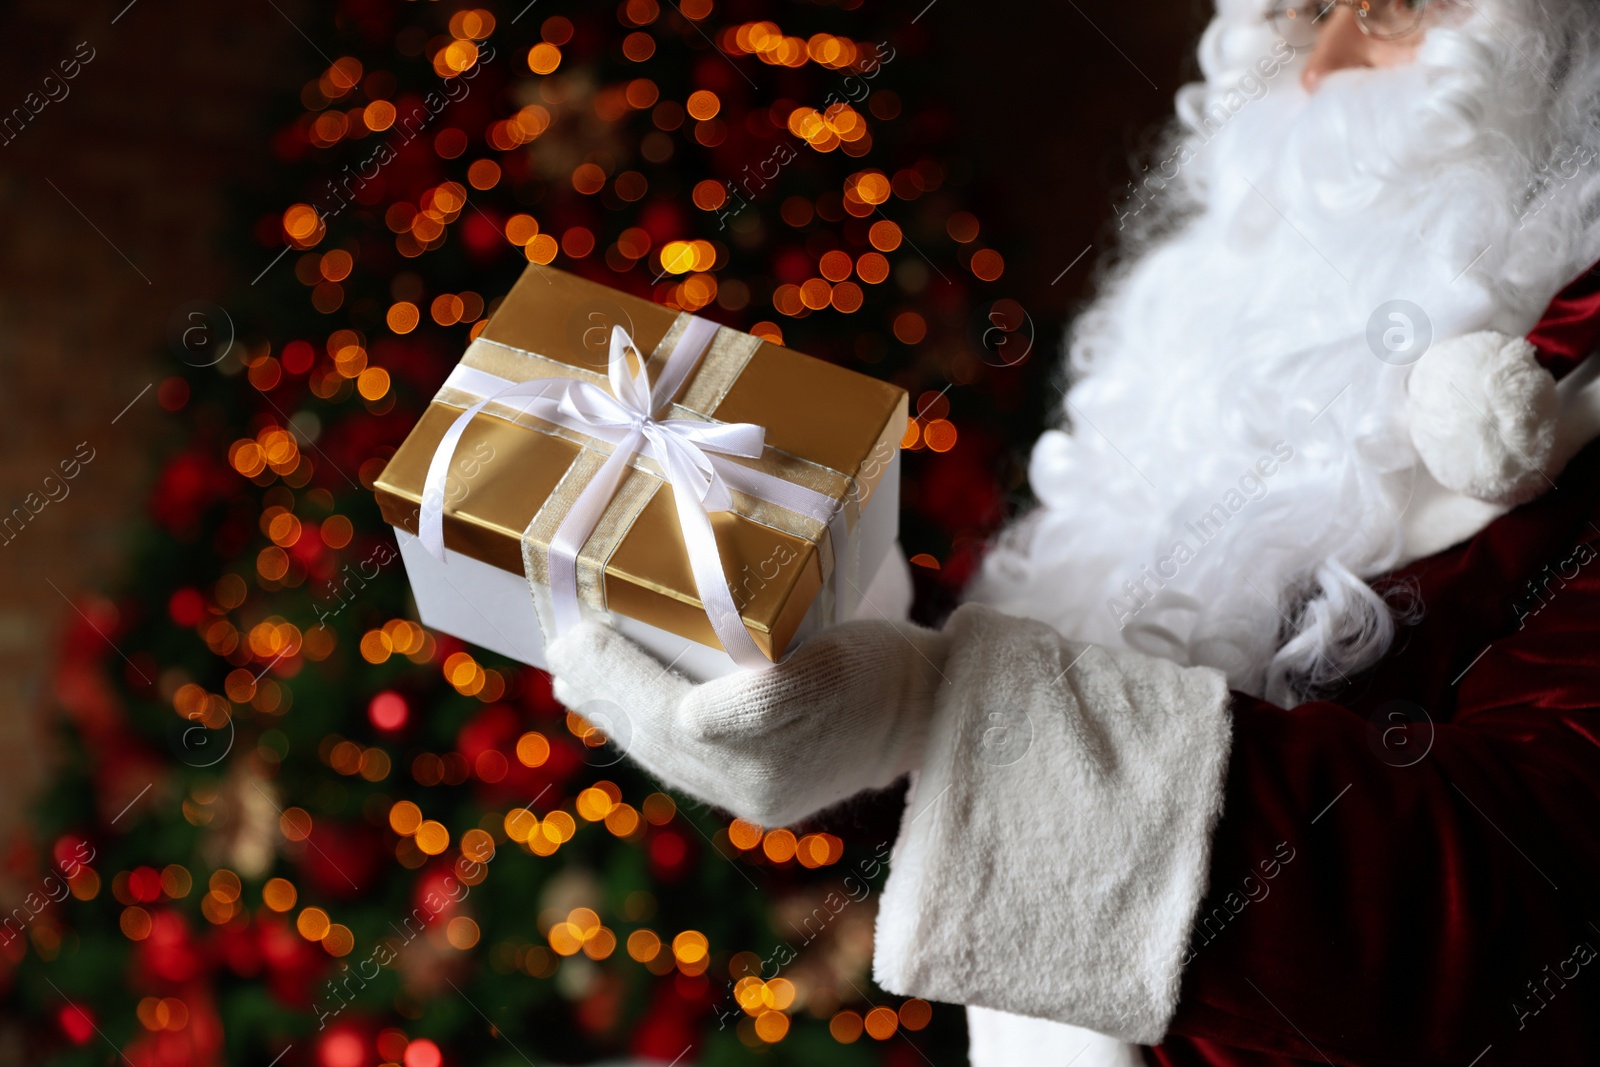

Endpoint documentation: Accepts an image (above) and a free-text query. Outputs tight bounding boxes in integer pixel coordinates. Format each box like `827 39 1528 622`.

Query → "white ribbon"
420 316 844 670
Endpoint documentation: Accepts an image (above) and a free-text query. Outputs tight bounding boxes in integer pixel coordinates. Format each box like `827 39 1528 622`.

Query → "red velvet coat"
1148 271 1600 1067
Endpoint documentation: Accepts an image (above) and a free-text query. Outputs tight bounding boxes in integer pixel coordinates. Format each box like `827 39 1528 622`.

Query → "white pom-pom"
1406 331 1559 506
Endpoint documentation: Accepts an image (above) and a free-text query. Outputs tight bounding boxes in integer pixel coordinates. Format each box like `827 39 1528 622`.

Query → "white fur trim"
872 604 1233 1045
965 1008 1144 1067
1406 330 1560 506
1395 467 1508 564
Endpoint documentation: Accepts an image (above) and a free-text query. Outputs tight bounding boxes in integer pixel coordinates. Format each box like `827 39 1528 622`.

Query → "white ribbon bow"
420 318 778 668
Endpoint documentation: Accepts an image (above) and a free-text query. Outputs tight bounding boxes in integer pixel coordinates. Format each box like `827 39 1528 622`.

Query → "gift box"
375 265 908 681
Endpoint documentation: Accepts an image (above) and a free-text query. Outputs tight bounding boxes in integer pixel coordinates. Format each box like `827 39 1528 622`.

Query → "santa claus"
548 0 1600 1063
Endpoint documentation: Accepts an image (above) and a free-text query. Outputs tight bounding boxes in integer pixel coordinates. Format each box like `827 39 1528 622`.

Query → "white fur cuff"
1407 330 1560 506
872 605 1233 1045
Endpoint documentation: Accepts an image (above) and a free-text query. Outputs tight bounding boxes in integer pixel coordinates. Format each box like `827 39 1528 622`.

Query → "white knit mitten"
546 616 951 827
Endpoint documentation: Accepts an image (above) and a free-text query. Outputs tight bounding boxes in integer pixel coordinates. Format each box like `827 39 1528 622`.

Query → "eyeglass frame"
1265 0 1432 45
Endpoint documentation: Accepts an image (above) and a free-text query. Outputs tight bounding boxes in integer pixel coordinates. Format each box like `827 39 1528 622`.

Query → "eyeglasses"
1266 0 1430 48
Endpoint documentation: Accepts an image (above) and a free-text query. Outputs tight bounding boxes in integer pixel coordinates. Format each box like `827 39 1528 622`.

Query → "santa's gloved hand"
545 615 952 827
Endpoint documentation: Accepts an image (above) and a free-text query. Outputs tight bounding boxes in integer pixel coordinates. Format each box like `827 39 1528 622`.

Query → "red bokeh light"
282 340 316 374
168 587 206 627
128 866 163 902
57 1004 95 1045
404 1038 443 1067
317 1026 366 1067
369 690 408 731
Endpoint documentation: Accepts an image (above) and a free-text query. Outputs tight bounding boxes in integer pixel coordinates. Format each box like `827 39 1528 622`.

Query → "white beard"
974 3 1600 704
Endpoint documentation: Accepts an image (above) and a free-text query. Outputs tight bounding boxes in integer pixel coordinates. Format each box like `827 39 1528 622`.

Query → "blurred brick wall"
0 0 298 879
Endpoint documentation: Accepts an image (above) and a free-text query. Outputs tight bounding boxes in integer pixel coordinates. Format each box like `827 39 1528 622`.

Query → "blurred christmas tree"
12 1 1032 1063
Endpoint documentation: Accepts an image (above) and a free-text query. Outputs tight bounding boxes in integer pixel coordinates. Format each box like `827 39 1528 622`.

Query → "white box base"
393 452 905 682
